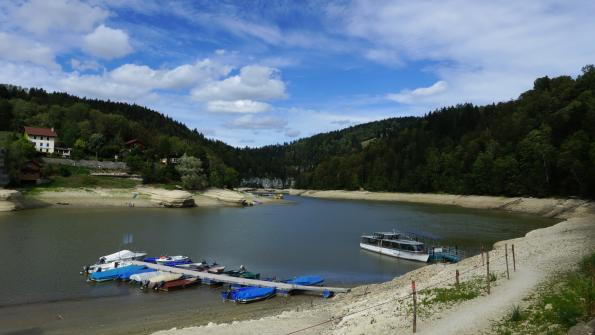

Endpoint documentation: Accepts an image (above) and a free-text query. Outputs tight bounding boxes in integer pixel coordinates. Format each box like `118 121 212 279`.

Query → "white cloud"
206 100 271 114
387 81 447 104
191 65 287 101
284 129 301 138
12 0 108 35
83 25 133 59
225 115 287 130
336 1 595 107
0 32 58 69
70 58 102 71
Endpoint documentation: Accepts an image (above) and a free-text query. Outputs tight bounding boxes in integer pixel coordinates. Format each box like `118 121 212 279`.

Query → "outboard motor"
140 280 148 290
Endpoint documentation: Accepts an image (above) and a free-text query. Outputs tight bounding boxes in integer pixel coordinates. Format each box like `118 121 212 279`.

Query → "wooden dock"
130 261 350 294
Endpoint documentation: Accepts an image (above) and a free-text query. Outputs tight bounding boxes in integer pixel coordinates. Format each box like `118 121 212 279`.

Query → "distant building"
24 126 57 154
55 147 72 158
160 157 181 165
125 139 145 150
20 160 41 184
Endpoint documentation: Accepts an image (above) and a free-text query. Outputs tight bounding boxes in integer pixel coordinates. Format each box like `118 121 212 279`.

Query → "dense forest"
1 66 594 197
234 65 595 198
0 84 239 187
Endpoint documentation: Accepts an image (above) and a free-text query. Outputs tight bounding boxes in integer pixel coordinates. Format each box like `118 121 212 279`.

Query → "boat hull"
360 243 430 262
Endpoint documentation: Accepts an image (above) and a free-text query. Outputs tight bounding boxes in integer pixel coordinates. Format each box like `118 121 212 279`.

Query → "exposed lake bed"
0 195 562 334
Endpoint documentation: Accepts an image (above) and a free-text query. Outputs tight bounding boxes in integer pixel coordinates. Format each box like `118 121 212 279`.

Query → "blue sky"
1 1 594 146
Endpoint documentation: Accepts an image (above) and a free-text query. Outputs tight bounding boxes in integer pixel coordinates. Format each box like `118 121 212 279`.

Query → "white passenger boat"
360 232 430 262
82 250 147 274
154 255 190 263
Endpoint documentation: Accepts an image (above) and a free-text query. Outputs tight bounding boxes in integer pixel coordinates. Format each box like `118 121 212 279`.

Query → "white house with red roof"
24 126 57 154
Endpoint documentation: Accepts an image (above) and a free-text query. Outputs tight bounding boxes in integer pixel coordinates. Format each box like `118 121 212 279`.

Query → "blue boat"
283 275 324 286
221 286 276 303
118 268 156 281
89 265 146 282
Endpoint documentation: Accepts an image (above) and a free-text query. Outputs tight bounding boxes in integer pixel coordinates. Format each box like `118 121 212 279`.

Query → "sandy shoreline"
156 190 595 335
0 187 282 211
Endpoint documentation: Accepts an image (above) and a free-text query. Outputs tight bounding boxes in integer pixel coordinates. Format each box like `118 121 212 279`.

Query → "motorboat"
82 249 146 274
360 232 430 262
130 270 167 283
156 277 199 291
89 265 146 282
221 286 276 303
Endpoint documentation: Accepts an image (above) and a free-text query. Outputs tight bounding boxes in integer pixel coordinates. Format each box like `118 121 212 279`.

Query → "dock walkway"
130 261 350 294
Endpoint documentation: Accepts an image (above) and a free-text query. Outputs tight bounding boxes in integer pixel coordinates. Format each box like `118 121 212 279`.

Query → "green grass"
421 277 484 305
493 252 595 334
21 175 139 194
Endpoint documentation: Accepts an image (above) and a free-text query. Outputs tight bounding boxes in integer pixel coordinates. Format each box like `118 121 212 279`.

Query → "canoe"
89 265 145 282
157 277 199 291
221 286 276 303
130 271 168 283
118 268 156 281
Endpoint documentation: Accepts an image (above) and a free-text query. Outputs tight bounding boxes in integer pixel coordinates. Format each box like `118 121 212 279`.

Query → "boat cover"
285 275 324 286
90 265 145 282
225 287 276 302
118 268 156 280
100 250 146 263
130 271 167 282
148 273 183 284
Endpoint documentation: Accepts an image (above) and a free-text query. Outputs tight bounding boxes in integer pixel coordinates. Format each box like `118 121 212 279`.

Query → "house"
20 160 41 184
24 126 57 154
160 157 181 165
125 139 145 150
55 147 72 158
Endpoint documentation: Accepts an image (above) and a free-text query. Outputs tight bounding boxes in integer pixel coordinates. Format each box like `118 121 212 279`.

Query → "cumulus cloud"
386 81 447 104
191 65 287 101
225 115 287 130
70 58 101 71
337 0 595 107
206 100 271 114
12 0 108 35
284 129 301 137
83 25 133 59
0 32 58 69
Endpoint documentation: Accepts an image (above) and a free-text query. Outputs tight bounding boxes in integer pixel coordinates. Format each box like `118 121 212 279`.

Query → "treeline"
0 85 239 188
235 66 595 198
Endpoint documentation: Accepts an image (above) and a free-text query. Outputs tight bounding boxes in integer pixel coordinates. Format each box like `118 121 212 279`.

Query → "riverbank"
0 187 281 211
156 191 595 335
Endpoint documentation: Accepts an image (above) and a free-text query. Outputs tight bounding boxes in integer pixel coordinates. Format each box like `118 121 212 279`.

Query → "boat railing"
428 246 465 263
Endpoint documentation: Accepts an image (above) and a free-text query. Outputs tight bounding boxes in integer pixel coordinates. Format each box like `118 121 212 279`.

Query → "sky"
1 1 594 147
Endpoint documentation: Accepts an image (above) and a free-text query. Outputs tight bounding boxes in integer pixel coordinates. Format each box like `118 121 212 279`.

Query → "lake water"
0 195 557 334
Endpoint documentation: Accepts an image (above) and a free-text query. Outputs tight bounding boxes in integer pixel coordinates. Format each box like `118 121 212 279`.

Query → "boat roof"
361 234 424 245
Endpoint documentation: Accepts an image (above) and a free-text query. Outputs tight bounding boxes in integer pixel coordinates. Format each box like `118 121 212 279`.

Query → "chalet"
125 139 145 150
24 126 57 154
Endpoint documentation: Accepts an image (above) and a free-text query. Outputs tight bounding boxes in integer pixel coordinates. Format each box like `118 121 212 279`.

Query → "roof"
24 126 57 137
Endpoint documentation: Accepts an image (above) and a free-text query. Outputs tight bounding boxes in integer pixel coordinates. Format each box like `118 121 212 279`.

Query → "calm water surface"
0 195 556 307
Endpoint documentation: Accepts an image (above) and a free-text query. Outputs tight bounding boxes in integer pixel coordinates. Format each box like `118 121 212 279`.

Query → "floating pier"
130 261 350 294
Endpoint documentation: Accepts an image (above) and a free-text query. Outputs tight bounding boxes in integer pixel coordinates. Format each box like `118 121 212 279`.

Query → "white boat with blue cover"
360 232 430 262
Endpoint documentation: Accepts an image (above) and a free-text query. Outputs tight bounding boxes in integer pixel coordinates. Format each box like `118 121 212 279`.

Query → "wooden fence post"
505 244 510 280
486 251 490 295
412 280 417 333
456 269 459 286
512 244 516 272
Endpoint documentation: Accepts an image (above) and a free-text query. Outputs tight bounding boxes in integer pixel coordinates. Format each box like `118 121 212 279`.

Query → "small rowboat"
156 277 199 291
221 286 276 303
141 273 183 289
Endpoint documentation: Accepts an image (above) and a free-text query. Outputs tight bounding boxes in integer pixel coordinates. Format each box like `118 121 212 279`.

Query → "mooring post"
456 269 460 286
512 244 516 272
412 280 417 333
481 245 484 266
505 244 510 280
486 251 491 295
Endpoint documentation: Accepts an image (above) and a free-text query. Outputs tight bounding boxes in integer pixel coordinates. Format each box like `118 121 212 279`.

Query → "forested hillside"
235 66 595 198
0 85 239 187
1 66 594 197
